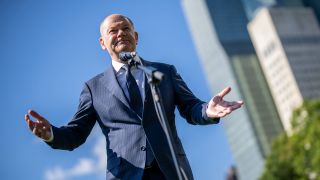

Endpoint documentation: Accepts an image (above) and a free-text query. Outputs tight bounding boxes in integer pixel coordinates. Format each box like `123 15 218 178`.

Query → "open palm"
206 87 244 118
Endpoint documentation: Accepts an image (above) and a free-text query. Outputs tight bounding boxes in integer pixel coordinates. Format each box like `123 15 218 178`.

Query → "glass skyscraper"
182 0 320 179
182 0 284 179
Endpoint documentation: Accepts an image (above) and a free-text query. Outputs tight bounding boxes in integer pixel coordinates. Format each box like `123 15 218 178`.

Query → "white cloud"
44 136 106 180
93 137 107 172
68 158 94 176
45 166 66 180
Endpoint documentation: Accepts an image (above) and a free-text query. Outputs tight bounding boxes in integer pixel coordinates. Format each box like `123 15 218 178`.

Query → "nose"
117 29 126 37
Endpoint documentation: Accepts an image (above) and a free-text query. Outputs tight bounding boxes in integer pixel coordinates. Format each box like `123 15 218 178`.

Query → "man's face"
99 15 138 61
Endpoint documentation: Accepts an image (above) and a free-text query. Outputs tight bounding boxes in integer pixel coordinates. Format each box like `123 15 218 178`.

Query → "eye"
108 29 117 34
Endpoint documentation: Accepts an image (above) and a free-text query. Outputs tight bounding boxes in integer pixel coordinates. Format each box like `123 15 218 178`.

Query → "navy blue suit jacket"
47 59 219 180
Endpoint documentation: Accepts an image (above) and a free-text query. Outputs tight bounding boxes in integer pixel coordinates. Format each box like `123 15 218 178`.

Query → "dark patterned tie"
123 65 154 166
123 65 143 117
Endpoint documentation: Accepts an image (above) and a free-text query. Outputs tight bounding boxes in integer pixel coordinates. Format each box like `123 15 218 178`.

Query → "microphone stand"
130 60 187 180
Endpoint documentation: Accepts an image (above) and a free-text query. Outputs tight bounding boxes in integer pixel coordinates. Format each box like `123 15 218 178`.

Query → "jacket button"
141 146 146 151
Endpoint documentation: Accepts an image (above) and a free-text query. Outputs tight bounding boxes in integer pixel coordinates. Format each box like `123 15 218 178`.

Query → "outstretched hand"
206 87 244 118
25 110 52 141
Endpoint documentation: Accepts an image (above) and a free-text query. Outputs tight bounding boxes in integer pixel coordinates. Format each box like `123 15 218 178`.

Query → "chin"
116 46 135 53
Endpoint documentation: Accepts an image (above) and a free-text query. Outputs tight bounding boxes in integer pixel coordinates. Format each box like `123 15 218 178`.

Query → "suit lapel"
101 66 131 109
101 59 156 121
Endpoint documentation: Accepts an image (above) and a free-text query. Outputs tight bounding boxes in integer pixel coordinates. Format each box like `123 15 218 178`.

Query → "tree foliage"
261 99 320 180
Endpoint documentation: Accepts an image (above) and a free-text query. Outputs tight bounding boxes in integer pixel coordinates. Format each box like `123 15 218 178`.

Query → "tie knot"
121 65 132 73
122 64 129 71
122 64 136 73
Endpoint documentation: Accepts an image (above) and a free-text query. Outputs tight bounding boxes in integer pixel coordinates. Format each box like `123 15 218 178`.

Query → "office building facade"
182 0 283 179
248 7 320 132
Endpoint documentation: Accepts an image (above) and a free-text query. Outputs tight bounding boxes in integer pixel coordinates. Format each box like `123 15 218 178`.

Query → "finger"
224 101 235 107
224 108 232 114
220 107 235 117
32 126 39 136
236 100 244 105
217 111 227 118
225 100 244 107
218 87 231 98
25 114 35 130
28 109 45 122
229 103 243 111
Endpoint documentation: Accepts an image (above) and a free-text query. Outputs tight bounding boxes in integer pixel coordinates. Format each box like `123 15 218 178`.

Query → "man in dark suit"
25 14 244 180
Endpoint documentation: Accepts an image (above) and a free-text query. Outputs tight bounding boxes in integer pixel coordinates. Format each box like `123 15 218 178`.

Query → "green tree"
261 99 320 180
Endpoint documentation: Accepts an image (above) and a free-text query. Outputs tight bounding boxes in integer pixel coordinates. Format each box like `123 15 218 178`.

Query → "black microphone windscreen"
119 52 133 62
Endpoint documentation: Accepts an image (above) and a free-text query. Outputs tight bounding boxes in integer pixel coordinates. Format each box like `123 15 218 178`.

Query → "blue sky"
0 0 234 179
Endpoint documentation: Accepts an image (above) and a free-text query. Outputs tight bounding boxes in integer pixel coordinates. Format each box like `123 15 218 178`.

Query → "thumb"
209 95 221 107
24 114 35 131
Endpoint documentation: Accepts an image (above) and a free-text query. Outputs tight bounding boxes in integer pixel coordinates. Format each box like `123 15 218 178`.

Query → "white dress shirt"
112 56 145 102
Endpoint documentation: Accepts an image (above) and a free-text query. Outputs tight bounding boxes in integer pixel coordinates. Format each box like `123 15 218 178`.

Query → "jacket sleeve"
46 83 97 151
169 65 219 125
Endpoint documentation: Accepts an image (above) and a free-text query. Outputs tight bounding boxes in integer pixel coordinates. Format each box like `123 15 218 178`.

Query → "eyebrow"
107 24 131 31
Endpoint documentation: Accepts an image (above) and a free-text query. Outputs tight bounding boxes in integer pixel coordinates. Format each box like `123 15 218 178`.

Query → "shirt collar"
111 59 125 73
111 54 142 73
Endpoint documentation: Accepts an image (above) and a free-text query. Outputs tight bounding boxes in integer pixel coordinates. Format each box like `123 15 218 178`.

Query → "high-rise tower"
182 0 320 179
248 7 320 132
182 0 283 179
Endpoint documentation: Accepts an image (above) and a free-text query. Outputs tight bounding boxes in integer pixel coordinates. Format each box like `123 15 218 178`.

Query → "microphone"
119 52 137 62
119 51 164 81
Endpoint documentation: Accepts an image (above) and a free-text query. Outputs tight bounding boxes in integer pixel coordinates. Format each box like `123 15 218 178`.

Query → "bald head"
100 14 134 36
99 14 138 61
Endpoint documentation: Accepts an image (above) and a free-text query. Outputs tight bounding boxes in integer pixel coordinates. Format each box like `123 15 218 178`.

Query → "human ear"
134 32 138 45
99 37 106 50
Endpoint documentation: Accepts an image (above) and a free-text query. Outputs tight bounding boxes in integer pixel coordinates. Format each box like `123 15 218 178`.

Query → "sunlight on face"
99 14 138 61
